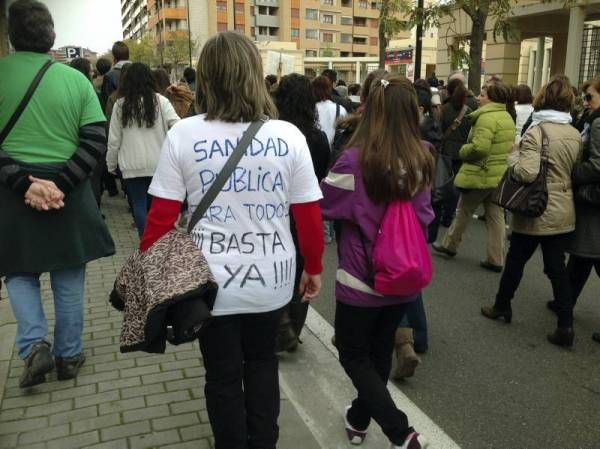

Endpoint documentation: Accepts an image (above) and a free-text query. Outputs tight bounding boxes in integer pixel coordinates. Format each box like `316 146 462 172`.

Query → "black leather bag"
491 125 550 218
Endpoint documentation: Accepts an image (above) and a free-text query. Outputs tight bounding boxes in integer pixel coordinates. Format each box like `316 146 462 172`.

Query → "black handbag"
491 125 550 218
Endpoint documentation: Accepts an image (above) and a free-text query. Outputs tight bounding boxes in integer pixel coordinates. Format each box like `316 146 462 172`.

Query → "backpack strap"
0 59 54 145
335 102 340 120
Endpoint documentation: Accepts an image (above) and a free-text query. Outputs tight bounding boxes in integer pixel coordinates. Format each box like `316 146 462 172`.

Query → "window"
235 3 244 14
235 24 244 33
358 0 367 8
306 8 318 20
354 17 366 26
341 16 353 25
370 18 378 28
306 29 319 39
306 49 318 57
322 32 334 42
291 28 300 38
291 8 299 18
340 33 352 43
341 0 351 6
322 14 333 24
216 1 227 12
322 0 334 5
217 22 227 32
251 26 256 37
371 1 378 9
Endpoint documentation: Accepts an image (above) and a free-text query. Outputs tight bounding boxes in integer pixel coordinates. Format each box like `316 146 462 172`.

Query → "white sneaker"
391 431 428 449
344 405 367 445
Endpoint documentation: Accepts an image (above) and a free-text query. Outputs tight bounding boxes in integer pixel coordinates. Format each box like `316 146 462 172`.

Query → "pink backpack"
371 200 432 296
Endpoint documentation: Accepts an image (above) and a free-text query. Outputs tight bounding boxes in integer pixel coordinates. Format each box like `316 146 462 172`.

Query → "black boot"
55 353 86 380
20 342 54 388
547 328 574 347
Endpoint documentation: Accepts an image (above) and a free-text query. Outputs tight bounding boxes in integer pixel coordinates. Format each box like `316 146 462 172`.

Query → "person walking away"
432 80 516 272
321 68 355 113
560 77 600 344
100 41 130 107
274 73 331 352
429 78 472 240
427 72 439 88
391 82 440 379
514 84 534 143
106 63 180 236
0 0 115 388
139 32 324 448
321 74 434 449
348 83 362 109
481 77 582 346
183 66 196 92
166 82 195 118
313 75 347 147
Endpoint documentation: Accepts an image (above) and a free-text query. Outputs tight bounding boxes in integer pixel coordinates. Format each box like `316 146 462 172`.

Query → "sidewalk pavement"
0 194 460 449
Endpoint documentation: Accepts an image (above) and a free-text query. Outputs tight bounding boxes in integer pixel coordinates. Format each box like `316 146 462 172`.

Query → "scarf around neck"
525 109 572 133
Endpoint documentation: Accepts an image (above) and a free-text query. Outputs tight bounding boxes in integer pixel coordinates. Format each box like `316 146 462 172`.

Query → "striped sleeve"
54 122 107 194
0 149 32 194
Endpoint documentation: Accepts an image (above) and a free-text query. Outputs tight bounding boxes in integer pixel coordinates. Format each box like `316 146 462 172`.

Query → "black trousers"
495 232 573 328
567 255 600 305
199 307 284 449
335 301 411 446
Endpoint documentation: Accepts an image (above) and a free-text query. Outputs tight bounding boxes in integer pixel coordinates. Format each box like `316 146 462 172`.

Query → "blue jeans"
399 293 428 352
123 177 153 236
5 266 86 359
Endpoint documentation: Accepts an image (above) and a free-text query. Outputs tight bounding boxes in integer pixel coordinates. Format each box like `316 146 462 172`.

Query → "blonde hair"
196 32 278 122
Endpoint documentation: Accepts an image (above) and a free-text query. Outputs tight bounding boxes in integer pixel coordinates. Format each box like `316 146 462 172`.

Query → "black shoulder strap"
187 119 266 233
0 59 54 145
336 102 341 120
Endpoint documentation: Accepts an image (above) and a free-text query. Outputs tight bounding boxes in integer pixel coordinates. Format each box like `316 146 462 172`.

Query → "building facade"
436 0 600 91
121 0 409 62
122 0 150 40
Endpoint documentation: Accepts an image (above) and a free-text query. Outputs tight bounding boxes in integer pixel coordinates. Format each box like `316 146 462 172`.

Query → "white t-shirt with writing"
149 115 323 316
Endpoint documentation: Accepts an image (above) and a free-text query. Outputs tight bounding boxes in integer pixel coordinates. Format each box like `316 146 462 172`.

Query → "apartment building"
122 0 150 40
120 0 409 60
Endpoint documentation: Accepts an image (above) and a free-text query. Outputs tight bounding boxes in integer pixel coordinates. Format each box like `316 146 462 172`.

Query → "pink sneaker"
344 405 367 445
392 430 428 449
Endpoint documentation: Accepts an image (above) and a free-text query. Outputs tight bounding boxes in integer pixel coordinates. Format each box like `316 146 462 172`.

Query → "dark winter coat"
420 115 443 154
440 102 472 160
570 109 600 258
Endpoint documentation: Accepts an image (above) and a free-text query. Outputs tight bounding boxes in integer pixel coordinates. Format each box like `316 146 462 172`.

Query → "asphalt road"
311 218 600 449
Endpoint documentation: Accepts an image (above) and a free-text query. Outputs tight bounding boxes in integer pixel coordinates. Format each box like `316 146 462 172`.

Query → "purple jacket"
321 147 434 308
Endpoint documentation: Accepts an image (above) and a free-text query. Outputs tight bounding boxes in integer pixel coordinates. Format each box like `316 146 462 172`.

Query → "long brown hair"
484 80 516 123
196 32 277 122
348 74 434 203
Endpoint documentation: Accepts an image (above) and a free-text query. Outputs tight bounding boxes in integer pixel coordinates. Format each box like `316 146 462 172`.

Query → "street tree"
383 0 576 93
163 31 196 78
124 35 158 67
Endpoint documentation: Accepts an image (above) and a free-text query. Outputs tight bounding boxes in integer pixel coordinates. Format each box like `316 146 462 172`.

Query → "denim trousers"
122 176 153 236
4 265 86 359
335 301 411 446
199 307 284 449
495 232 573 328
398 293 428 352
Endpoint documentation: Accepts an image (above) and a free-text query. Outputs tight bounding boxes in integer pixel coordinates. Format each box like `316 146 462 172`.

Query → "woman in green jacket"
433 80 516 271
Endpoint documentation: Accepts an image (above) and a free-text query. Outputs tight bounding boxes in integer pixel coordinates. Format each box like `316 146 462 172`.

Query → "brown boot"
392 328 421 380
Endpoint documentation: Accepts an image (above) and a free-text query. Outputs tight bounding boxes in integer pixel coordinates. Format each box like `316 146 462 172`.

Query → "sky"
42 0 123 53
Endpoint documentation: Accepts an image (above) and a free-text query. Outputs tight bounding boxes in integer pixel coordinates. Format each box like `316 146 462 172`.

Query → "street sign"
64 47 82 59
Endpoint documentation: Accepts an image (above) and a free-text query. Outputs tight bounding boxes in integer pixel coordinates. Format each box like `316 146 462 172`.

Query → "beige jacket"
508 123 582 235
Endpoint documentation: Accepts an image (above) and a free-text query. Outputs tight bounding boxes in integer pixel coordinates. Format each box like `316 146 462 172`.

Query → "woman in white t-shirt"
139 32 325 448
106 63 180 236
313 75 347 146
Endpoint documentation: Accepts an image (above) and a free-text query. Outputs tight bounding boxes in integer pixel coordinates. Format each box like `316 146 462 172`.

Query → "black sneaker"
55 353 86 381
19 342 55 388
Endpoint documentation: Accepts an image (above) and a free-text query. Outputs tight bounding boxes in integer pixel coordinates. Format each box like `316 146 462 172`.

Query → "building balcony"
255 14 280 28
255 0 279 6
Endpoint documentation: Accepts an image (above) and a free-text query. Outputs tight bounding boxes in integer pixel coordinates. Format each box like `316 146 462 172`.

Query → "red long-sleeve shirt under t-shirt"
140 198 324 275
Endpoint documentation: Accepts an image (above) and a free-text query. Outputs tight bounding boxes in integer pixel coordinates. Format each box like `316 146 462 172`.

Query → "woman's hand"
299 271 322 303
24 176 65 211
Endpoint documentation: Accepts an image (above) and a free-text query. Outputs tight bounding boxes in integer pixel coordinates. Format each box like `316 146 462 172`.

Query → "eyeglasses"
585 93 593 102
